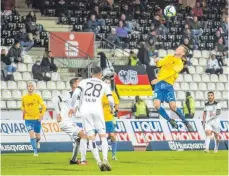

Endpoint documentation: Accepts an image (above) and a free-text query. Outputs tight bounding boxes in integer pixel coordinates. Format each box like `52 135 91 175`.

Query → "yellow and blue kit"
153 55 183 103
102 91 119 133
21 93 46 133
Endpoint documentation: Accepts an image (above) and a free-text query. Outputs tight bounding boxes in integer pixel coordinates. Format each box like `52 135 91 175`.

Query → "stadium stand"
0 0 228 111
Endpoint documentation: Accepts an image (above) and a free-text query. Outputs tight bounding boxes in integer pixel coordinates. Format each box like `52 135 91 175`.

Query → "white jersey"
204 101 221 124
71 78 114 114
52 91 81 121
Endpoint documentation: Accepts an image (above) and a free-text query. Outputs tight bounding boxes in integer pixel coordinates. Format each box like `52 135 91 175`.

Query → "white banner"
1 119 228 146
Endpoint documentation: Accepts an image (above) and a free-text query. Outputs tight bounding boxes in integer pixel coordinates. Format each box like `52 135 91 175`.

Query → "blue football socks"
158 107 171 121
175 108 187 123
111 141 117 157
30 138 37 154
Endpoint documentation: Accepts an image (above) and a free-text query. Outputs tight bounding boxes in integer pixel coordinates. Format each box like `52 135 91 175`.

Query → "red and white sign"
49 32 94 58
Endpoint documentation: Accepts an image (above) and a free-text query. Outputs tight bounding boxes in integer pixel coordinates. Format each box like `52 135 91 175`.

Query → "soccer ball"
164 5 176 17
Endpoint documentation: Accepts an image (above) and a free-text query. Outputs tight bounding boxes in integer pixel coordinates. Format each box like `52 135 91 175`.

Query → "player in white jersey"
69 67 114 172
52 78 87 164
203 91 221 153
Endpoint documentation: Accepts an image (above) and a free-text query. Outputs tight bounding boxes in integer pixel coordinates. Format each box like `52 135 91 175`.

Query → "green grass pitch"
1 151 228 175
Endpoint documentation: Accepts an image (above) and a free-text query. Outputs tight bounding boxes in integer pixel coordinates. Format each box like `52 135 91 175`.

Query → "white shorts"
205 122 220 133
58 121 82 140
82 112 106 136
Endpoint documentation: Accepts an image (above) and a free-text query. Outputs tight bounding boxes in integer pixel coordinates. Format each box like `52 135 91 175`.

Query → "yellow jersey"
21 93 46 120
156 55 183 85
102 91 119 122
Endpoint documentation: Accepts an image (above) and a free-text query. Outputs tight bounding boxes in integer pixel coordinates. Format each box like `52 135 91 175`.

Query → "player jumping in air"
102 77 119 160
69 67 114 171
151 45 193 131
21 82 46 156
52 78 87 164
203 91 221 153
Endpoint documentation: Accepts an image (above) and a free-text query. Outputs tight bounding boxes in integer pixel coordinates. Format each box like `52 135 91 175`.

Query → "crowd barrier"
1 118 228 153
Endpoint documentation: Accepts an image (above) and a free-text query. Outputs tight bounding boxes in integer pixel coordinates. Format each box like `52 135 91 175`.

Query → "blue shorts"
105 121 115 133
153 81 176 103
25 120 41 133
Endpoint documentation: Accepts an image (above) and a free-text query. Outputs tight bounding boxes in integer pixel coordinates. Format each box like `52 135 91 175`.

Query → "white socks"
80 138 87 162
214 138 219 150
89 140 101 163
101 137 108 161
205 136 211 150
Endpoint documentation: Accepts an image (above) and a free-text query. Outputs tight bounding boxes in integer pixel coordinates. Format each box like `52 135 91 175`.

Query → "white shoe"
214 148 218 153
112 156 118 160
204 149 209 153
34 153 38 157
37 141 40 149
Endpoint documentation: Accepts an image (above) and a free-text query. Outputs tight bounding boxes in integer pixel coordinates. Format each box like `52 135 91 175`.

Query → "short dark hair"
208 91 214 95
92 66 102 75
69 77 79 87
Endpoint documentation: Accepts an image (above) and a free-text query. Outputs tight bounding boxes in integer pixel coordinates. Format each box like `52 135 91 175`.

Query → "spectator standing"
128 51 139 66
32 60 51 81
15 27 34 52
107 28 121 46
137 43 150 66
206 54 223 75
183 92 195 119
7 41 23 63
41 51 58 72
131 96 149 119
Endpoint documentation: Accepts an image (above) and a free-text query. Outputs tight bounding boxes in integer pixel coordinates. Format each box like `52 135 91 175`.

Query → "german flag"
114 66 153 96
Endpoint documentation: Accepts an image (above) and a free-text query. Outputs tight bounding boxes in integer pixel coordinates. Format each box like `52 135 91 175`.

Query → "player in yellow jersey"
102 77 119 160
151 45 193 131
21 82 46 156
